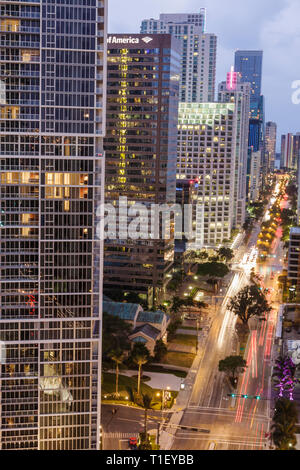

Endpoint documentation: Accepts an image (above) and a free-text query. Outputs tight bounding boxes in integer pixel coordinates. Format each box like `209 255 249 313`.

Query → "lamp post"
156 386 170 446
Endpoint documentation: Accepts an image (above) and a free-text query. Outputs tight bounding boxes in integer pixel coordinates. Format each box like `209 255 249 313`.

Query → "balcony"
6 85 39 91
1 100 39 106
0 114 39 120
0 41 40 48
1 55 40 62
1 12 40 19
0 27 40 34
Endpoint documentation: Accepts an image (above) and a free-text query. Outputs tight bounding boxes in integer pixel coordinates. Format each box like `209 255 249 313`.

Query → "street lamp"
156 386 170 447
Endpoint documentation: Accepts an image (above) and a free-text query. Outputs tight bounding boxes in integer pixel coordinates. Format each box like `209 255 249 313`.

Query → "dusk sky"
109 0 300 150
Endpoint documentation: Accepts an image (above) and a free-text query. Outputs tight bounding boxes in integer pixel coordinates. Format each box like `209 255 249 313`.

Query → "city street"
171 204 285 451
102 404 169 450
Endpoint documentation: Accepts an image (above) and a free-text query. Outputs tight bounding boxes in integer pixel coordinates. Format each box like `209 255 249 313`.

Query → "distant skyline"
108 0 300 151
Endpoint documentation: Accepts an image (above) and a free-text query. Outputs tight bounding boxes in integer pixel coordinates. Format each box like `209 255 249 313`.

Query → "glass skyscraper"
234 50 263 115
104 34 180 306
235 51 265 180
0 0 106 450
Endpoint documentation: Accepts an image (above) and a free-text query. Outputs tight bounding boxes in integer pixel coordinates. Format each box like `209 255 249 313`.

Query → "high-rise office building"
0 0 107 450
234 50 263 117
104 34 181 306
218 68 250 227
140 11 217 103
265 122 277 173
177 102 238 248
235 51 265 181
281 133 300 170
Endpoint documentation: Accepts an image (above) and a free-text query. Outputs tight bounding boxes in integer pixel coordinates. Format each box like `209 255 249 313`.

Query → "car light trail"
251 331 258 379
264 323 274 359
235 334 254 423
259 316 268 346
217 273 242 349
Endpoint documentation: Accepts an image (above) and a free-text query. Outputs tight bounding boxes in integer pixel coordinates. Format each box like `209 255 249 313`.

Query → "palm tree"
109 349 125 397
272 399 298 450
272 421 297 450
131 343 150 396
142 394 153 437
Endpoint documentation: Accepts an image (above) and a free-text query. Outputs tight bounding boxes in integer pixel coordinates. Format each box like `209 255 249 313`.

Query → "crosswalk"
104 432 138 439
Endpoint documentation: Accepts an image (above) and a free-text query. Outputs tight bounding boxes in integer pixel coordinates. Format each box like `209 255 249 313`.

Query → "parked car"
129 437 138 450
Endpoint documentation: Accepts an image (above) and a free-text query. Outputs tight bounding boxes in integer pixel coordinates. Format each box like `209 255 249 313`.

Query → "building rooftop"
103 301 140 321
129 324 161 341
136 310 166 324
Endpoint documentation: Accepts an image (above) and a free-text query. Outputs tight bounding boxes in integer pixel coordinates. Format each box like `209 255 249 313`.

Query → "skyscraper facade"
218 69 250 227
177 102 237 248
281 133 300 170
249 150 262 202
104 34 181 305
265 121 277 173
234 50 263 118
235 51 265 180
0 0 107 450
140 11 217 103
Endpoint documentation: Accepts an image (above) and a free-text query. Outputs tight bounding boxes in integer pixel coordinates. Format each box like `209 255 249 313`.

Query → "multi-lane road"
171 212 285 450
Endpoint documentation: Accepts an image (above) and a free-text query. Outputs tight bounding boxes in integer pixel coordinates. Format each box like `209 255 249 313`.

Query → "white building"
177 103 238 248
249 150 262 202
140 10 217 103
218 68 251 228
265 122 277 173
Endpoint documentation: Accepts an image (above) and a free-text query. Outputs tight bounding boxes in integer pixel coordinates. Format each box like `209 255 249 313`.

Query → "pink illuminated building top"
226 66 238 91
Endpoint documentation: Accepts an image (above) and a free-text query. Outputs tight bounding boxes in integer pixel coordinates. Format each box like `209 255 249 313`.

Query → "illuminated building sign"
226 66 238 91
107 36 153 45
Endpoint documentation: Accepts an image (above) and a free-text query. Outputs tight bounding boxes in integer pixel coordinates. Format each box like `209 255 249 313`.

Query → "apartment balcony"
0 41 40 48
1 128 40 133
0 114 39 120
0 153 40 159
2 70 39 77
1 12 40 19
1 100 39 106
1 55 40 62
0 27 40 34
6 85 39 91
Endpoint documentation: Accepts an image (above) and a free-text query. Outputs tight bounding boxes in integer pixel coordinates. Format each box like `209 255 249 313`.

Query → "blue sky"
108 0 300 150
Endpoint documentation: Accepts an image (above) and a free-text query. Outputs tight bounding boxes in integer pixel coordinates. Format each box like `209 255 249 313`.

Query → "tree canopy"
228 285 272 325
197 262 229 278
218 356 247 380
218 247 234 262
